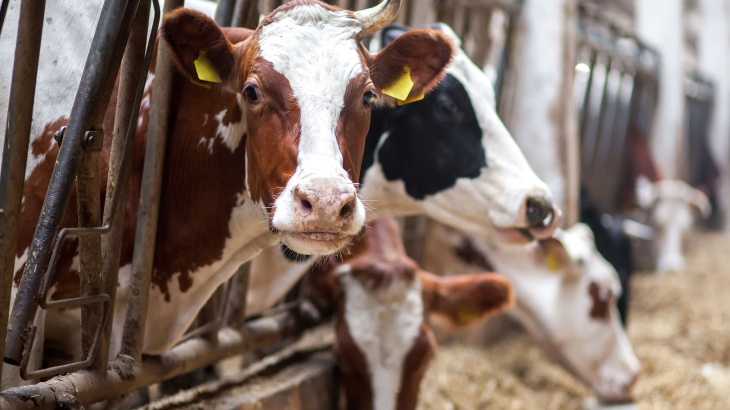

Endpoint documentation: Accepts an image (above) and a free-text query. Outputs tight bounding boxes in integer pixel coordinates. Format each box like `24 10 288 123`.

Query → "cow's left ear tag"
194 50 222 84
382 66 418 104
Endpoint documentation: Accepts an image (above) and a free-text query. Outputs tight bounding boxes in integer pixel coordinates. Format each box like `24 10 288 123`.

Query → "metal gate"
0 0 526 407
0 0 320 408
575 2 661 214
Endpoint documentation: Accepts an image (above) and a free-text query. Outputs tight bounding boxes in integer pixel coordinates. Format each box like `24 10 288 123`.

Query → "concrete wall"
635 0 686 178
502 0 580 226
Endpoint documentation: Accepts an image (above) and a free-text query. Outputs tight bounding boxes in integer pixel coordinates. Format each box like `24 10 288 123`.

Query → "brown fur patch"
367 29 455 102
589 281 611 321
243 58 300 210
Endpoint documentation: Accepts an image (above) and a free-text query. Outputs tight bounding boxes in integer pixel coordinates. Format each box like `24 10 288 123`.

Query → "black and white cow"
244 22 561 316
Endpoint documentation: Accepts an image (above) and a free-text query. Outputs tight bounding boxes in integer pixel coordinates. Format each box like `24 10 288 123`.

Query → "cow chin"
279 231 355 256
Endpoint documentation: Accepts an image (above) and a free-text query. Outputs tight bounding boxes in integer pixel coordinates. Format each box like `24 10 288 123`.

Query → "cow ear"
689 188 712 219
161 9 238 89
536 236 572 274
369 29 454 104
420 271 514 327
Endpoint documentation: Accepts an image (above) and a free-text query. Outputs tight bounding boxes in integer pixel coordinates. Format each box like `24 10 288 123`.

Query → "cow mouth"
277 230 354 256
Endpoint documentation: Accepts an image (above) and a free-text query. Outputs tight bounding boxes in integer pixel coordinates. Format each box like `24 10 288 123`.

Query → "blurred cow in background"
422 222 642 404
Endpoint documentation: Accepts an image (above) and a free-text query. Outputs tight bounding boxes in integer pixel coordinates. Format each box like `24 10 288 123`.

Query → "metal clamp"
53 127 103 153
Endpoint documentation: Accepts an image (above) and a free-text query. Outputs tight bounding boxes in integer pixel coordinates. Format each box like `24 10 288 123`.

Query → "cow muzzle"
272 176 366 255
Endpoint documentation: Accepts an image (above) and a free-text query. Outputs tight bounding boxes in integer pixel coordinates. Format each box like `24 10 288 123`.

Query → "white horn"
354 0 401 39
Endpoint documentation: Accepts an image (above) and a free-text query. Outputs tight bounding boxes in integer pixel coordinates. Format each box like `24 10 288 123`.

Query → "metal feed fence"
0 0 524 407
574 1 661 214
0 0 314 408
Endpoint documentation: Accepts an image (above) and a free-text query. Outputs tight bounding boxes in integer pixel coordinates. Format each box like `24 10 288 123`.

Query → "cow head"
504 224 640 403
635 176 710 273
426 223 641 403
326 218 513 410
161 1 454 255
359 23 560 244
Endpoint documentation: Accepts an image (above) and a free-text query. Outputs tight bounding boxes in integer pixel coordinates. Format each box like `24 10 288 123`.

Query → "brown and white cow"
245 23 561 317
2 0 455 387
310 217 513 410
620 134 711 274
422 222 642 404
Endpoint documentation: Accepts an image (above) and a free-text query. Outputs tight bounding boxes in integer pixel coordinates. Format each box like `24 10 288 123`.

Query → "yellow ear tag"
190 78 212 89
546 252 562 272
382 66 416 103
194 50 222 84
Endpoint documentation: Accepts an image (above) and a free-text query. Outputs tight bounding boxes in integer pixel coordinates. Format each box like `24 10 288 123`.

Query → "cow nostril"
301 199 312 210
525 196 552 227
340 203 352 217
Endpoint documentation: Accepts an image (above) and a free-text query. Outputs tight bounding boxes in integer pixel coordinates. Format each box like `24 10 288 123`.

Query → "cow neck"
17 65 262 304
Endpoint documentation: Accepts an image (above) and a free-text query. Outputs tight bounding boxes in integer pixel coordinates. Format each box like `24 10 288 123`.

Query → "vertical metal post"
121 0 185 361
216 0 237 26
5 0 134 367
0 0 46 378
95 0 153 370
232 0 259 29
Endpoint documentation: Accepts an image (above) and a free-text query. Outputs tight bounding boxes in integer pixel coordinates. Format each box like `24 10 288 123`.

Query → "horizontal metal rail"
0 311 311 409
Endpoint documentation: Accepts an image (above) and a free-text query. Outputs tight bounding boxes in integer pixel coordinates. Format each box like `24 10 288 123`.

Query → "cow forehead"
258 5 364 105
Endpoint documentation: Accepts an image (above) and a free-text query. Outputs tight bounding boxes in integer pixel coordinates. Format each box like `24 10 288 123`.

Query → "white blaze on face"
340 270 423 410
260 5 366 232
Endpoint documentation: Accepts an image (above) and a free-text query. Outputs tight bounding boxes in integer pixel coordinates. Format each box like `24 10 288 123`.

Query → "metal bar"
0 0 46 379
227 263 251 329
120 0 184 362
216 0 237 26
232 0 259 28
5 0 134 366
76 129 104 365
0 0 10 38
96 0 155 371
0 312 309 409
177 278 234 345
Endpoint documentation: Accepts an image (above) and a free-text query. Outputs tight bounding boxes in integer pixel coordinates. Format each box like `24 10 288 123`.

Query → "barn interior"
0 0 729 409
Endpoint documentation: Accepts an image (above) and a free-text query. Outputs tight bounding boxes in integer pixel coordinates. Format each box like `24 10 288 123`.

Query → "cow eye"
362 91 375 106
244 84 262 103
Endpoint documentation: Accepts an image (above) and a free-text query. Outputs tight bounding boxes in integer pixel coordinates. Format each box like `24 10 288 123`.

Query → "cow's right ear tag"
194 50 222 84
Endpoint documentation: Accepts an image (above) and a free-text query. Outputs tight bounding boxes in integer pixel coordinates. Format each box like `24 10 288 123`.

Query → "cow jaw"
260 5 367 255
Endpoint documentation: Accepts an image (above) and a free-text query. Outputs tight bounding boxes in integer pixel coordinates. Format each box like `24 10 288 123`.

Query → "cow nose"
525 196 553 228
294 186 357 221
626 367 641 392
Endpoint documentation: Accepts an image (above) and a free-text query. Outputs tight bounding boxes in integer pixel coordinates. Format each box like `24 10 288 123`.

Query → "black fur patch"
362 74 486 199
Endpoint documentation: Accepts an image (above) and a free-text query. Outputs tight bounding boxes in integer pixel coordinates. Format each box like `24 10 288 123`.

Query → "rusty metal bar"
95 0 156 371
5 0 136 367
177 279 234 346
0 0 46 380
0 312 309 409
227 263 251 329
120 0 184 362
216 0 237 26
232 0 260 28
76 129 104 366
